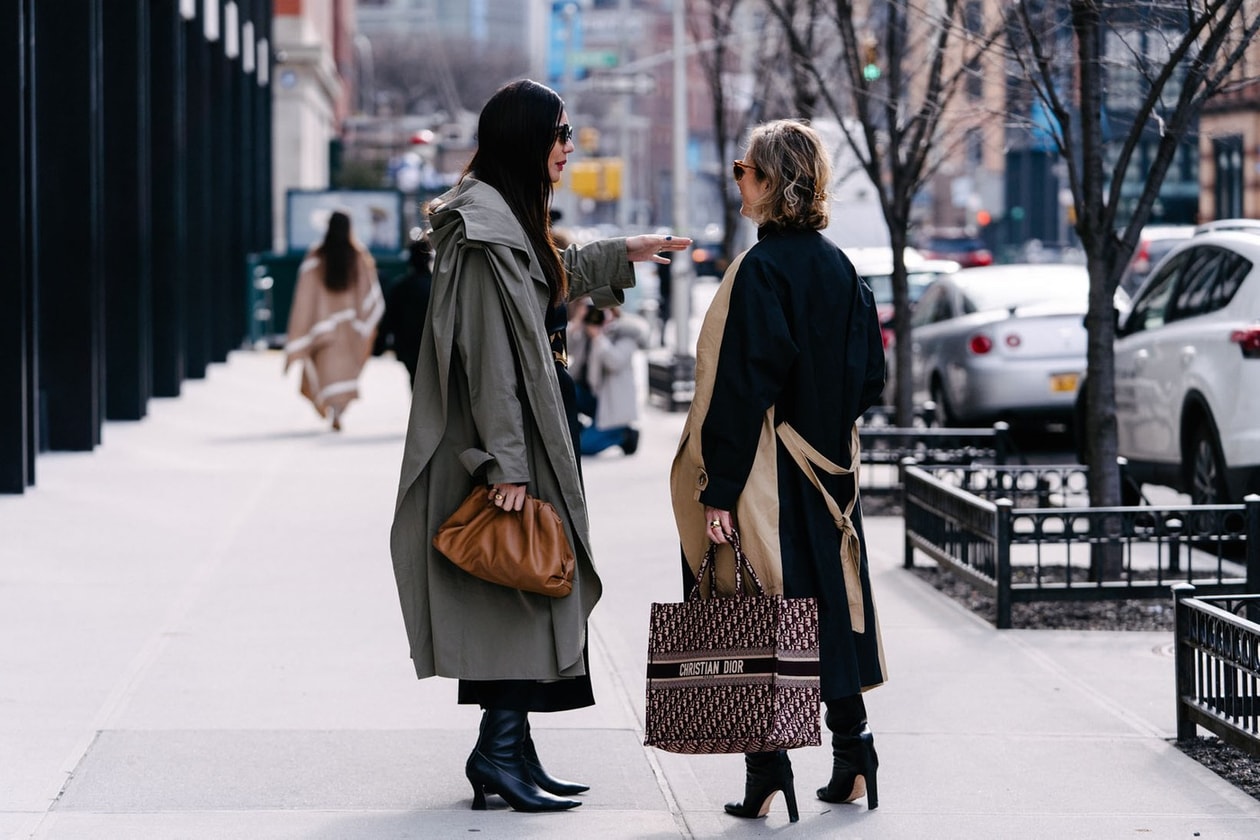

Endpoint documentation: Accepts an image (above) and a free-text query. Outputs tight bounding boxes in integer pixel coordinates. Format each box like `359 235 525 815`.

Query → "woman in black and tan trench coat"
670 120 887 823
389 79 688 814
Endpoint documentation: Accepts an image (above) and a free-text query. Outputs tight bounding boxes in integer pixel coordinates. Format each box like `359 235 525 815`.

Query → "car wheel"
930 379 955 428
1188 423 1230 505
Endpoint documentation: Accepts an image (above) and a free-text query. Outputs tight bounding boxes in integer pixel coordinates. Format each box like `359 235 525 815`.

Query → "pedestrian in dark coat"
389 78 690 815
375 234 433 388
669 120 887 823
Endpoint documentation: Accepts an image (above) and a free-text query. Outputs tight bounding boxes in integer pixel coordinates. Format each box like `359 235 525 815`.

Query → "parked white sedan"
910 264 1089 428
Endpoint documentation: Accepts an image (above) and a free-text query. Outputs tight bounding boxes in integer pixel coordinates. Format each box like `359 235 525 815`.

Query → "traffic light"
600 157 622 200
862 41 880 81
567 158 622 201
569 161 601 199
975 209 992 226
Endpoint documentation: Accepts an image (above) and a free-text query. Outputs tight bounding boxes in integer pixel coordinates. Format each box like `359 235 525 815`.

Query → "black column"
184 12 212 378
33 0 104 451
209 5 233 361
101 3 153 420
150 1 189 397
256 7 274 256
226 3 248 351
1 0 33 491
237 2 257 347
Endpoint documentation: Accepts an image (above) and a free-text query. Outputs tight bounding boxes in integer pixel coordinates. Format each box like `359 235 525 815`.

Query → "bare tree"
1005 1 1260 510
687 0 783 265
764 0 1005 426
369 33 529 118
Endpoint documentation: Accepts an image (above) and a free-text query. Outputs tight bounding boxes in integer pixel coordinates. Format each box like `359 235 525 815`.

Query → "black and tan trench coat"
669 226 888 700
391 178 634 682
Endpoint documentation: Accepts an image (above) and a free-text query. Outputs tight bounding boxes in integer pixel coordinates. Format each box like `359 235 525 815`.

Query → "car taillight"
1230 327 1260 358
973 250 994 267
968 334 993 355
1132 241 1151 273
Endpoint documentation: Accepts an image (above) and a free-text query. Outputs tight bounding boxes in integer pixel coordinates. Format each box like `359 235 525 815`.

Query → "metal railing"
857 414 1012 510
904 463 1260 628
1173 586 1260 757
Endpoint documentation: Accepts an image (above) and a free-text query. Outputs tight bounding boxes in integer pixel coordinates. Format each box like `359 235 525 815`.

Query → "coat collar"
430 179 529 253
429 178 549 289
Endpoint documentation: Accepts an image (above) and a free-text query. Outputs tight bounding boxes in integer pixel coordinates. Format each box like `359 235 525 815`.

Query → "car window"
863 274 893 306
1215 252 1251 309
912 285 944 328
1169 247 1223 321
1121 252 1185 335
1166 246 1252 321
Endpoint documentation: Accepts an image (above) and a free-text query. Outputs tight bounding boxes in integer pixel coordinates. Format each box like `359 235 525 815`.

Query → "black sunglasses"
733 159 762 181
556 123 574 144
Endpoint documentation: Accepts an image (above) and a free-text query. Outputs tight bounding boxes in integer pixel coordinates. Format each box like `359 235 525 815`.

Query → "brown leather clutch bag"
432 487 574 598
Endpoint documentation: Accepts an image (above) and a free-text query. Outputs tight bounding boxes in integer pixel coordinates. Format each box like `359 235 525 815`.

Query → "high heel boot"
465 709 581 812
816 715 879 810
723 750 799 823
523 718 589 795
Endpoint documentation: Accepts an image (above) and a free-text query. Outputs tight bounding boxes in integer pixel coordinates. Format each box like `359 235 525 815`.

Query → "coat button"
697 471 708 488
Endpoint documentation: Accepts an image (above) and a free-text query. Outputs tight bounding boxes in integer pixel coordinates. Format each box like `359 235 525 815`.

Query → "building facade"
273 0 358 250
1199 16 1260 221
2 1 274 493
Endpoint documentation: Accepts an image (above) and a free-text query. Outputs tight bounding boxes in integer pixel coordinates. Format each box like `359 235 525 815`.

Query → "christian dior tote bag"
643 532 821 754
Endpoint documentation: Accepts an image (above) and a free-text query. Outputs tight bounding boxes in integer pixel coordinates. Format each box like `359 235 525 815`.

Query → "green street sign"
568 49 619 70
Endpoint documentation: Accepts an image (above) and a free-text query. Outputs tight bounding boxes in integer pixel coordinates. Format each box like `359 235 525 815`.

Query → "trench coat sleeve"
454 246 530 485
562 238 635 307
859 300 886 413
699 255 799 510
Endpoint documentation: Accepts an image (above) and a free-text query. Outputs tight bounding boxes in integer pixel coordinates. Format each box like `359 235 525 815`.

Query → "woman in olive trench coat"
670 120 887 823
389 79 688 814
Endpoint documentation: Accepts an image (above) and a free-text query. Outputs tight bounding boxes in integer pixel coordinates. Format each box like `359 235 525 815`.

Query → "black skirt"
457 648 594 712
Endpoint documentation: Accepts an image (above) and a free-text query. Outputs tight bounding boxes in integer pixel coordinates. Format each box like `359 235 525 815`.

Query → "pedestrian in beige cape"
283 210 384 431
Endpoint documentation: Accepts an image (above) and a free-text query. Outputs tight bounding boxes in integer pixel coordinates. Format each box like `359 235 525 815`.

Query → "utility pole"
670 0 692 356
643 0 697 412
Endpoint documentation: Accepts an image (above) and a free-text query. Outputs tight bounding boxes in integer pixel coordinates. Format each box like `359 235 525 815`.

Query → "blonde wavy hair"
741 120 831 230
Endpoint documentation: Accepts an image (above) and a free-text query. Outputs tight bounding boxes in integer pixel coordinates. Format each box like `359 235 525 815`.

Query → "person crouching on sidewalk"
579 305 647 457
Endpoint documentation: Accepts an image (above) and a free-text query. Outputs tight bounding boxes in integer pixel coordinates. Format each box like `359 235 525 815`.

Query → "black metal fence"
904 462 1260 628
1173 586 1260 757
857 414 1013 510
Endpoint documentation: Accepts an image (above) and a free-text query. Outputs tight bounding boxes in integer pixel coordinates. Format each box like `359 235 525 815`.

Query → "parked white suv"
1110 225 1260 504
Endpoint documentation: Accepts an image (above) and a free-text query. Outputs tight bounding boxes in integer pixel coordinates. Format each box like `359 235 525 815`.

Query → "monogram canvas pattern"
644 594 822 754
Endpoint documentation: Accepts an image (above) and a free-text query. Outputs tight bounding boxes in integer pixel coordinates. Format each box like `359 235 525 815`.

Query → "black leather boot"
465 709 581 812
816 711 879 810
523 718 589 795
724 750 799 823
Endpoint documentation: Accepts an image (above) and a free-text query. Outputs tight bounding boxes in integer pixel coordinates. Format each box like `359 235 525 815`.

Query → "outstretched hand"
626 233 692 264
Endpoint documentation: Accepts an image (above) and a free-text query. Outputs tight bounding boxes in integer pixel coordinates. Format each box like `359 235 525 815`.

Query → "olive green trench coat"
390 178 633 681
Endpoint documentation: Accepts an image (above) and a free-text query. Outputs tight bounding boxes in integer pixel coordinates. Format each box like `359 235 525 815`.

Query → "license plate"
1049 373 1079 393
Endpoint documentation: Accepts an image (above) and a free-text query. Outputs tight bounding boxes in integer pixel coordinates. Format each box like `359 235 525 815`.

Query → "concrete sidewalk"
2 350 1258 839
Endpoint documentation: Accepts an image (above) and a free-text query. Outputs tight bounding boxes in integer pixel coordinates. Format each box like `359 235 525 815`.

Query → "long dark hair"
316 211 358 292
463 79 567 303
